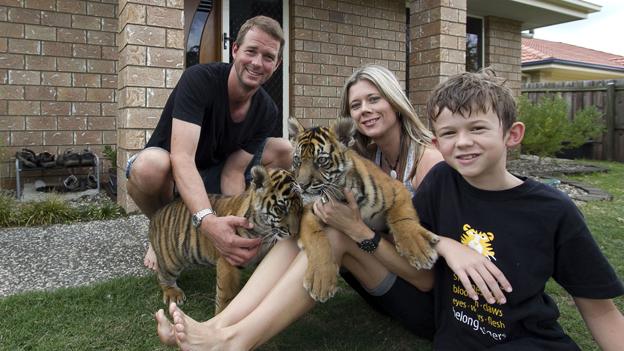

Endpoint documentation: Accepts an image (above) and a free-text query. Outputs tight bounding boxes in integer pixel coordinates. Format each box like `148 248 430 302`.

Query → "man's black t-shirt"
146 62 280 170
413 162 623 350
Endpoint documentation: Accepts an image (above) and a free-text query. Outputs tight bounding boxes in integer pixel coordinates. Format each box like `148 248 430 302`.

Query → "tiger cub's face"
250 166 303 240
288 118 355 205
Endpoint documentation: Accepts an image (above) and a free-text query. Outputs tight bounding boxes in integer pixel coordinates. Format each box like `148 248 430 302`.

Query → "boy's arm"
574 297 624 351
436 237 512 305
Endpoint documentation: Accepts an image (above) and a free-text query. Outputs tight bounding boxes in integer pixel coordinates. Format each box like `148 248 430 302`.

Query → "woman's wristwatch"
357 230 382 253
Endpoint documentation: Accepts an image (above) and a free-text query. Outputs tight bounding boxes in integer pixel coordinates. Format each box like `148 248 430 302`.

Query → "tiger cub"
149 166 303 313
289 117 439 302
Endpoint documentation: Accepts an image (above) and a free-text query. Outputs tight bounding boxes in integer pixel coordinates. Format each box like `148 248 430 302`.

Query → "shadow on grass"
0 268 430 350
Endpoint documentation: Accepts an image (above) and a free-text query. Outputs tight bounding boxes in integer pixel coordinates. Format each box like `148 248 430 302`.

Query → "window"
466 17 483 72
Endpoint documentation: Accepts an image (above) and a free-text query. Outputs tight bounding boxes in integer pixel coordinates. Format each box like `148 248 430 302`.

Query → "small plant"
102 145 117 169
0 193 126 228
102 145 118 196
0 192 16 226
76 198 125 220
567 105 605 148
518 94 605 158
20 196 77 226
0 139 8 190
518 94 569 157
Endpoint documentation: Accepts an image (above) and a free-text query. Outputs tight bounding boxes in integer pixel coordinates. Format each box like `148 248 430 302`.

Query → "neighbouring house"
522 36 624 83
0 0 601 211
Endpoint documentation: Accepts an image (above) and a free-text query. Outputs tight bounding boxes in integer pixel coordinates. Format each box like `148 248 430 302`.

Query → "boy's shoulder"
421 162 576 208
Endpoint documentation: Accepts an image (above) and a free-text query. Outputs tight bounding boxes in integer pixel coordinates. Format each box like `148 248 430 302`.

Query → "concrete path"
1 215 150 297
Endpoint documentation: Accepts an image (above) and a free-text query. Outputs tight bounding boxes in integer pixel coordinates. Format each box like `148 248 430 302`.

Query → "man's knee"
262 137 293 169
128 148 173 190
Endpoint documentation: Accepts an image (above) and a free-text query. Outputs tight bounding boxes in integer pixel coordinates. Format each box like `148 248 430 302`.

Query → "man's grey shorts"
126 140 267 194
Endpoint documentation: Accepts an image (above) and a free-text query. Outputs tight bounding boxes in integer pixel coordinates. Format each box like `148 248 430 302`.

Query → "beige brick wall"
116 0 184 211
291 0 407 128
408 0 467 118
0 0 117 188
484 16 522 96
1 0 525 209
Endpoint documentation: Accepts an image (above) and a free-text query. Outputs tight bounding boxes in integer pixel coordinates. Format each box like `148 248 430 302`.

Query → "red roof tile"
522 37 624 70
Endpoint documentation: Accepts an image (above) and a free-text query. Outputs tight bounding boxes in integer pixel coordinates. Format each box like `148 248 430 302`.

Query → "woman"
155 65 510 350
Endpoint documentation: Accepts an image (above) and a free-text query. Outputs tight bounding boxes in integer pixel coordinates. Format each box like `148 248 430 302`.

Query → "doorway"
184 0 288 135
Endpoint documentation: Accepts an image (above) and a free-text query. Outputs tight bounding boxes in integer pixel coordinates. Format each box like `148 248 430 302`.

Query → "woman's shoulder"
420 146 443 167
411 146 444 189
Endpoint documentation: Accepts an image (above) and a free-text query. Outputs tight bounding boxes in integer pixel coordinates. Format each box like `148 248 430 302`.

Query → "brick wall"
2 0 524 210
291 0 407 128
484 16 522 96
116 0 184 211
0 0 118 188
408 0 467 118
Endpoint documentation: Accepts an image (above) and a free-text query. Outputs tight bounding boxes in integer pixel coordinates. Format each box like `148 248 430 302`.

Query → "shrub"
0 192 16 227
567 105 605 148
19 196 77 226
0 193 126 228
518 94 605 157
517 94 569 157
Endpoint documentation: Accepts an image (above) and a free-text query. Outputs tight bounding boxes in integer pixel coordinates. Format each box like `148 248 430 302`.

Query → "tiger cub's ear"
251 165 269 190
334 117 356 148
288 117 304 142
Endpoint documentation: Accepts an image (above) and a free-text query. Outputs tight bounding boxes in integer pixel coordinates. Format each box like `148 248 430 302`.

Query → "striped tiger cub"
149 166 303 313
288 117 439 302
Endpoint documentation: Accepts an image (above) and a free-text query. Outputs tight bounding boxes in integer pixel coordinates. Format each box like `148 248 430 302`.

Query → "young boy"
414 70 624 350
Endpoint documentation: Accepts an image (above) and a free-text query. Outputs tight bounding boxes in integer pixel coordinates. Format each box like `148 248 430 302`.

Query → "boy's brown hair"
236 15 285 60
426 68 516 133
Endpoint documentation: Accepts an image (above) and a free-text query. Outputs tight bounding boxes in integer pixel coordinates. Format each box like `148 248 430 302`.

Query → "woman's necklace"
382 133 403 180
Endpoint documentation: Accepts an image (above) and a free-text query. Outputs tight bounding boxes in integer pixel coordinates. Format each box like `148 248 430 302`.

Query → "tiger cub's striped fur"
149 166 303 313
289 117 439 302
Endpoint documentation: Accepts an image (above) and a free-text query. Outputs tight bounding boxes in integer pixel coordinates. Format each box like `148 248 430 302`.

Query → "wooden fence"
522 79 624 162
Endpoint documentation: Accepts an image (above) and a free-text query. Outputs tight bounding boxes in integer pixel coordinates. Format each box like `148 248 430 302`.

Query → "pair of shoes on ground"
34 179 59 193
16 149 56 168
57 149 96 167
62 173 98 192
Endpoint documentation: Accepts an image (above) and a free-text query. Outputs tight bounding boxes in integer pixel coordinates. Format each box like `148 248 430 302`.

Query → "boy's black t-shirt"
146 62 280 170
413 162 623 350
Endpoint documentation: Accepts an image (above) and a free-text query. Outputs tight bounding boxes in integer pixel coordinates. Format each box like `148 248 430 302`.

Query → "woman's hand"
437 237 512 304
313 189 370 242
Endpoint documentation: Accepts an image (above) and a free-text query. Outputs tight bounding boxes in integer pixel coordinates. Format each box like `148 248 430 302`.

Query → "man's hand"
200 215 261 266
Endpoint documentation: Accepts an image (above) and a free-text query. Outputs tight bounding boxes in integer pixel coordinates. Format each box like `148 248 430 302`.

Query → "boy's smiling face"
432 106 524 190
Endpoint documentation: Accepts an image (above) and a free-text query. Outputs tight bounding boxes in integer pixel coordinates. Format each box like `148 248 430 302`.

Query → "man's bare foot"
170 303 234 351
155 309 176 346
144 243 158 271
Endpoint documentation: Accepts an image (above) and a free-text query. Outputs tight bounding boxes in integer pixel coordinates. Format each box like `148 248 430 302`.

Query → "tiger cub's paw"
162 286 186 306
303 262 339 302
395 231 440 270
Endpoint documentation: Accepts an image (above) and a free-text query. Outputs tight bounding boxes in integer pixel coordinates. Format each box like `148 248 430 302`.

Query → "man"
126 16 291 270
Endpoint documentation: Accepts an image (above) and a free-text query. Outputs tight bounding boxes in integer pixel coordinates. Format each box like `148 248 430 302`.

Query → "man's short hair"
426 68 517 133
236 15 284 60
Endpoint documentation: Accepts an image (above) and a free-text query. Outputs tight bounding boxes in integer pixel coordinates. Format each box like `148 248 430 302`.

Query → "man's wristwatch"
357 231 382 253
191 208 216 228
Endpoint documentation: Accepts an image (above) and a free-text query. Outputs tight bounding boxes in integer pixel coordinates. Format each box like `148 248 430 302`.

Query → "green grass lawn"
0 269 428 351
1 160 622 350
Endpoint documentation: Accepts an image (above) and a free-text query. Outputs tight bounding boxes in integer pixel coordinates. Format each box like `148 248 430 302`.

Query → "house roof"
469 0 600 30
522 37 624 72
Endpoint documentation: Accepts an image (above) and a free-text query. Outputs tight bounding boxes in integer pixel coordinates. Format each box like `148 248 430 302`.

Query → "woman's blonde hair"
339 64 433 155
